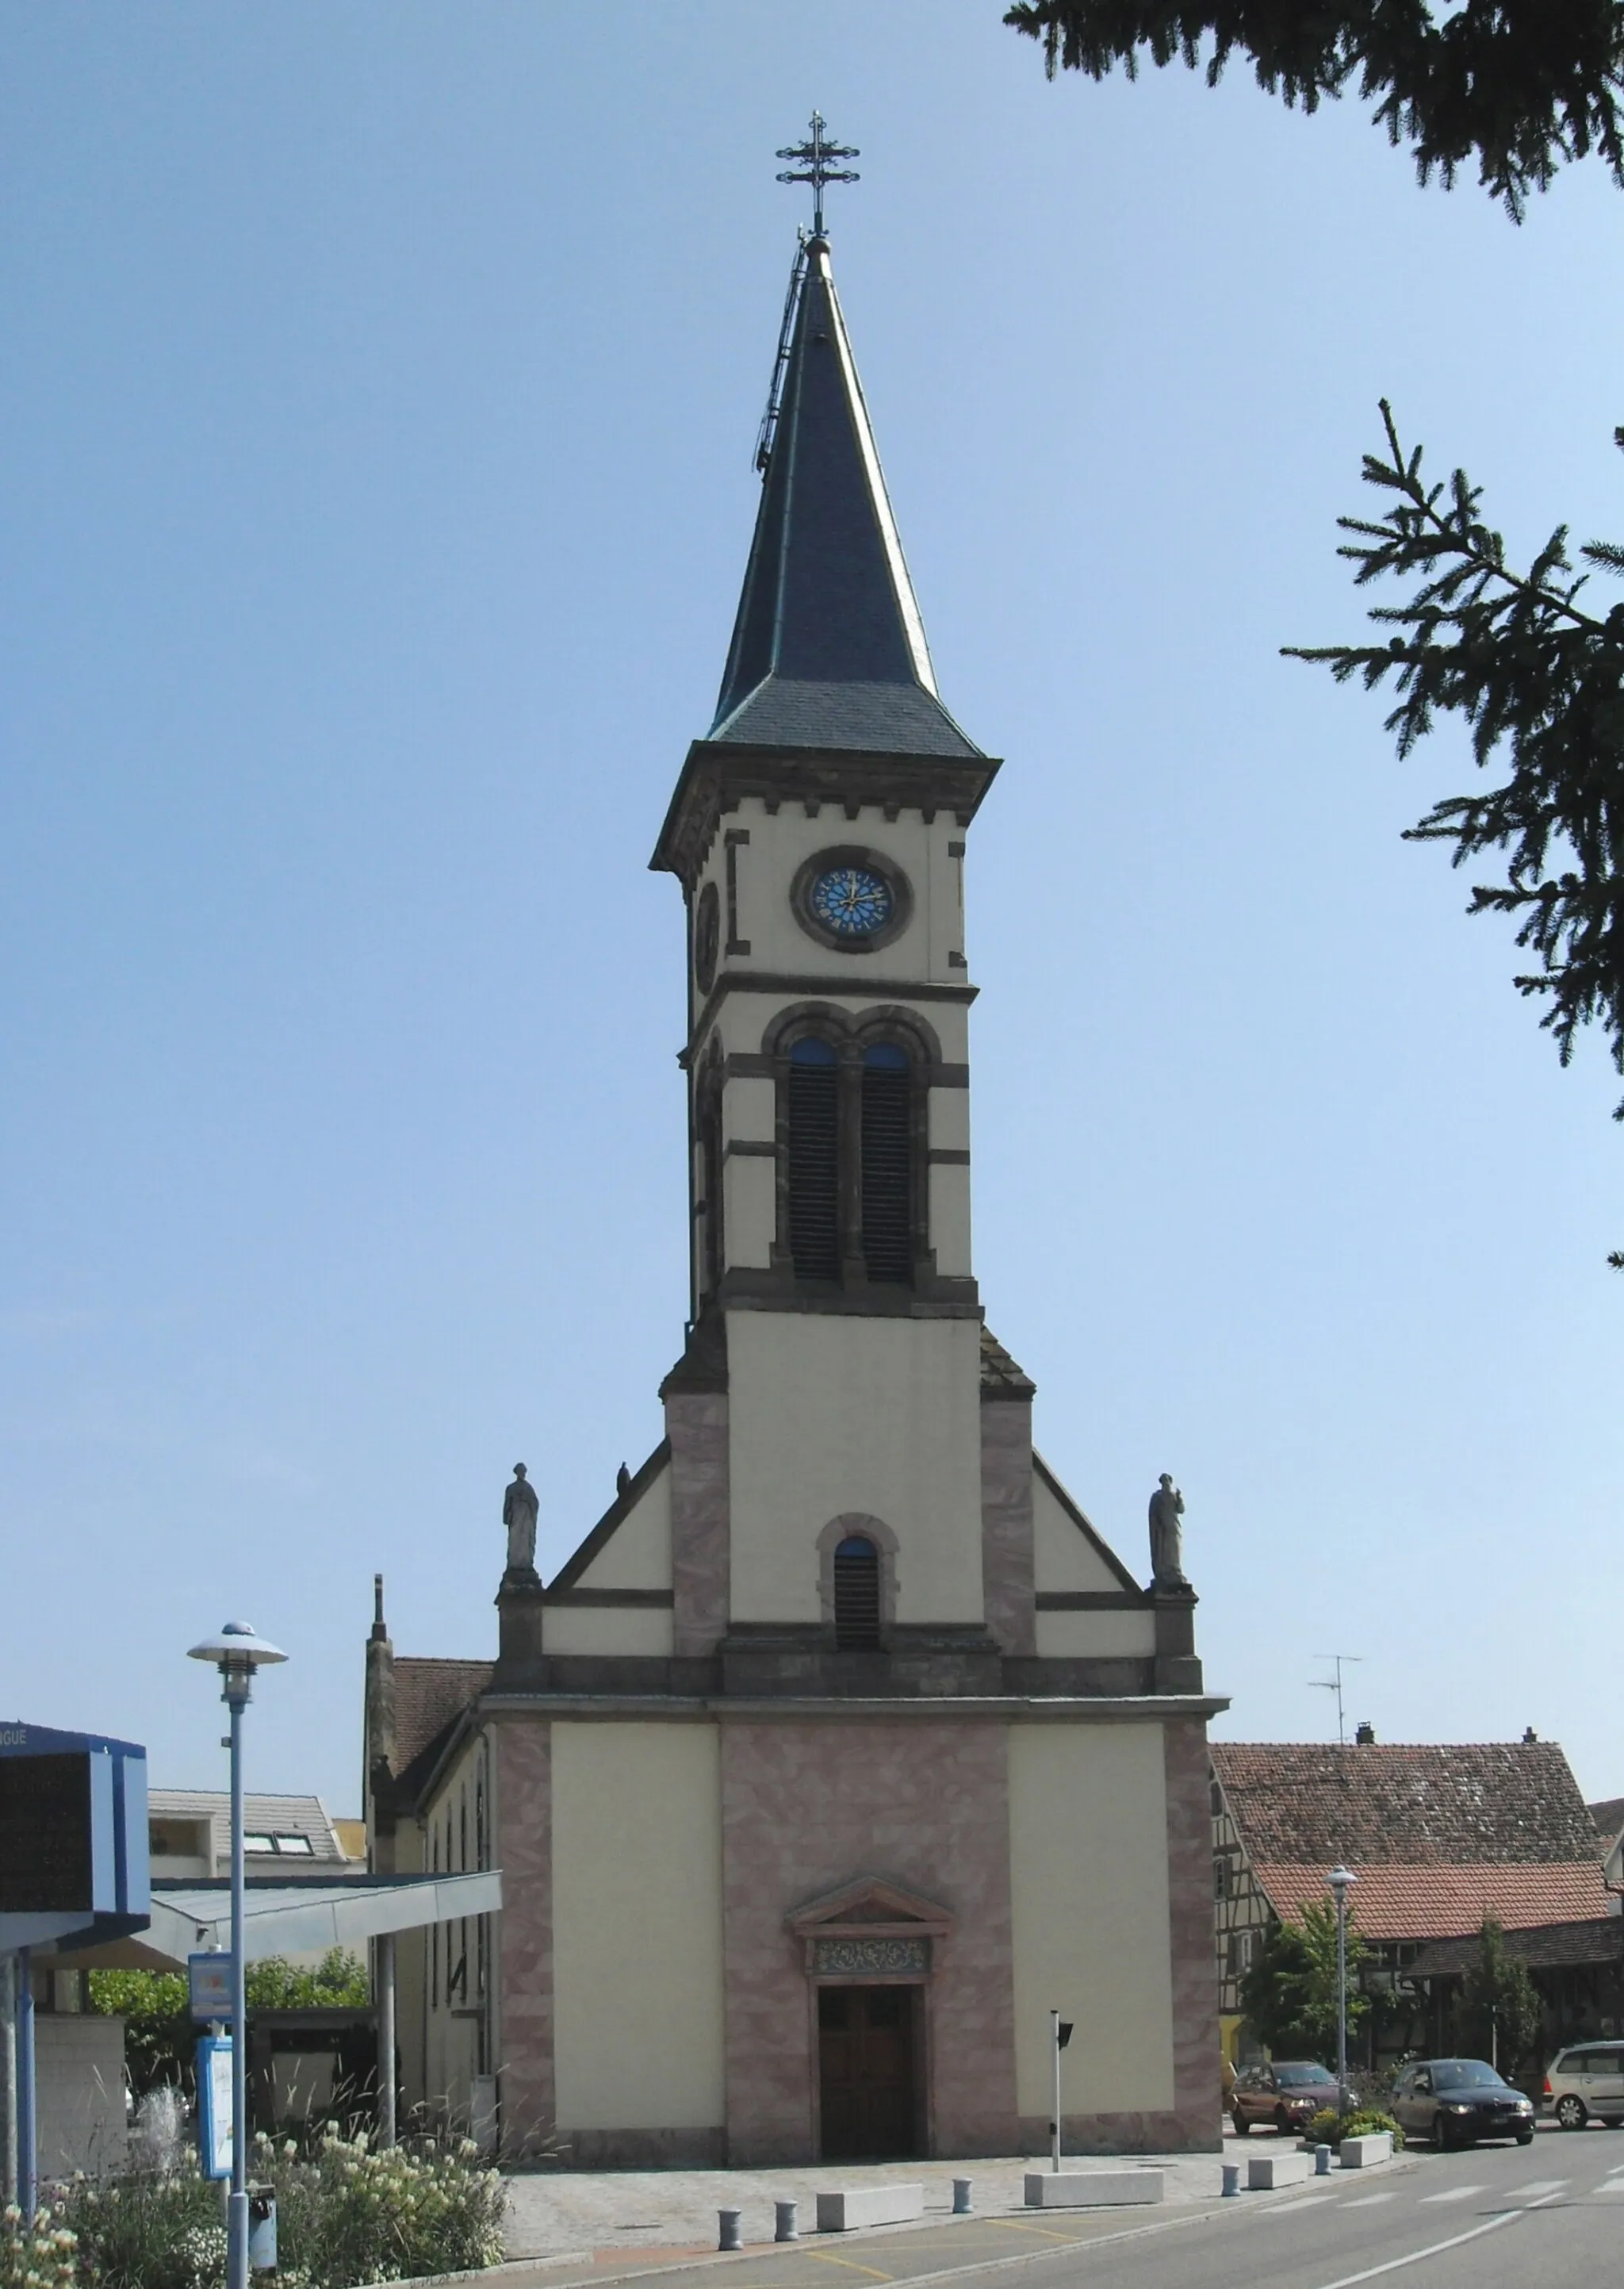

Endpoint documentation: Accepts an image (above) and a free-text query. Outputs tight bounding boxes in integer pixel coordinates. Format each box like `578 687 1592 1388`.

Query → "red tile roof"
389 1657 492 1790
1253 1861 1610 1941
1411 1915 1624 1977
1212 1742 1597 1865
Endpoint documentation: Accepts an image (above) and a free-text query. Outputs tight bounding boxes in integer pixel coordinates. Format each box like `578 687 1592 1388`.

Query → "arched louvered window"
860 1041 913 1283
787 1037 841 1280
833 1534 881 1649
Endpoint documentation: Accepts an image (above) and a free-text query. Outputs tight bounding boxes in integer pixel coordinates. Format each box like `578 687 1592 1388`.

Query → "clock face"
810 864 893 939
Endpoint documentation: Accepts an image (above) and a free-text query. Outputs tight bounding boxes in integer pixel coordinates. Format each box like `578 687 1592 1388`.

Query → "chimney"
1354 1721 1376 1746
365 1573 396 1779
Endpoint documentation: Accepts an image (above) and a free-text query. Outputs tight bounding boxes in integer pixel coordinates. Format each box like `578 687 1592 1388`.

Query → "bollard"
1315 2144 1332 2177
1221 2163 1241 2198
952 2177 973 2215
718 2208 742 2253
775 2200 799 2243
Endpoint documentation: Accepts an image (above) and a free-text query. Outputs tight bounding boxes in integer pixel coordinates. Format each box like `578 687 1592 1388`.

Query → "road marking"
802 2258 895 2283
1308 2188 1566 2289
1419 2186 1485 2203
1507 2180 1566 2199
978 2225 1076 2245
1339 2194 1396 2208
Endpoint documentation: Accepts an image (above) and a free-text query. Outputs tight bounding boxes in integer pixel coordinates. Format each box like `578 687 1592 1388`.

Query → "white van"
1545 2043 1624 2129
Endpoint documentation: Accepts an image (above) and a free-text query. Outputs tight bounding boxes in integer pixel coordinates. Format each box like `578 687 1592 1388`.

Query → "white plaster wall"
1007 1723 1176 2115
35 2015 127 2178
726 1312 985 1624
1032 1467 1136 1593
573 1466 672 1590
726 1073 776 1142
929 1089 971 1153
722 1151 775 1268
542 1606 674 1657
1034 1611 1158 1658
551 1723 725 2130
698 796 969 989
928 1164 971 1275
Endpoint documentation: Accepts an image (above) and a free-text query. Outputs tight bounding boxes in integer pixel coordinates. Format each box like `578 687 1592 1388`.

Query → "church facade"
365 224 1224 2166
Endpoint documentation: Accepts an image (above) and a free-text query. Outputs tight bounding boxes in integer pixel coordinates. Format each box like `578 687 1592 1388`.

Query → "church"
364 182 1225 2166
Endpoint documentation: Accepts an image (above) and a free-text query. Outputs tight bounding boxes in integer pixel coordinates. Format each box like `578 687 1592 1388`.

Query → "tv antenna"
1311 1653 1363 1746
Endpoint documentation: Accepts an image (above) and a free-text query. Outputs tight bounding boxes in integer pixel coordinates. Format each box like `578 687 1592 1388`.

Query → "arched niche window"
860 1041 913 1283
833 1534 882 1650
787 1037 840 1281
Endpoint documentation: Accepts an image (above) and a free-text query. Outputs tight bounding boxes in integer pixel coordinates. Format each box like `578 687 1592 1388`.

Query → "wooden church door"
818 1985 918 2157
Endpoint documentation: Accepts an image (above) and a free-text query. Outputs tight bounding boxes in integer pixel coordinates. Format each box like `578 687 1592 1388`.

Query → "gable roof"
1254 1861 1609 1942
549 1439 670 1593
387 1657 493 1797
1212 1742 1599 1867
1591 1796 1624 1843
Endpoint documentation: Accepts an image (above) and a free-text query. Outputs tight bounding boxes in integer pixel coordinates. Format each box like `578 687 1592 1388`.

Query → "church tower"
647 228 1007 1683
370 184 1224 2171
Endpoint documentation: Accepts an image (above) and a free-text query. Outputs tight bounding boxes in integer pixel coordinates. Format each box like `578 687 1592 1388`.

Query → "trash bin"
248 2187 277 2272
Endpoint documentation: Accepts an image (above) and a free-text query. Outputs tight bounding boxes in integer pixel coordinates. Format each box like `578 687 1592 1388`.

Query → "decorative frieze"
812 1934 929 1976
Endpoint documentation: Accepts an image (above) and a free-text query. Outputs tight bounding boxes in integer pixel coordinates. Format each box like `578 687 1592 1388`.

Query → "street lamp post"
1327 1865 1357 2106
189 1623 287 2289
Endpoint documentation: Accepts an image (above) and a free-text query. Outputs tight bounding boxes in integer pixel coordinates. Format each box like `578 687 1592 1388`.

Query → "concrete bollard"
1221 2164 1241 2198
952 2178 973 2215
1316 2145 1332 2176
718 2209 742 2252
775 2201 799 2243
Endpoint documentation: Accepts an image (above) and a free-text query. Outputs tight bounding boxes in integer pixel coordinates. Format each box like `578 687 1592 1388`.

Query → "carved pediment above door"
786 1874 952 1977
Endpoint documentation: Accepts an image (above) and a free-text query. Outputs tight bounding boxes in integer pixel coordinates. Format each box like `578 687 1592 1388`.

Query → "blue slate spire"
710 238 981 760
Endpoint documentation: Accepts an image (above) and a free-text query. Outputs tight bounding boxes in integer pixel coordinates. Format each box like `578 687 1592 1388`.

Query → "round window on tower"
791 847 912 953
693 880 720 994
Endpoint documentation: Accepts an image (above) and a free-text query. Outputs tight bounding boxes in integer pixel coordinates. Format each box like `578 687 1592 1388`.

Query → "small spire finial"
776 112 860 239
370 1572 388 1641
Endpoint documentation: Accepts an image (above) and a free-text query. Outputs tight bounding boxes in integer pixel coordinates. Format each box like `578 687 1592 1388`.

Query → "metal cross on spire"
776 112 860 238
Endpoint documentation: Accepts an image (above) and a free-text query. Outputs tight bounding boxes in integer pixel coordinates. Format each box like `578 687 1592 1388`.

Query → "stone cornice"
650 742 1002 890
477 1692 1229 1723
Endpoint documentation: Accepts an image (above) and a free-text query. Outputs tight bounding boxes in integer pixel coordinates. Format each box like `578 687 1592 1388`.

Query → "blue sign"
197 2035 233 2179
189 1954 235 2020
0 1722 149 1950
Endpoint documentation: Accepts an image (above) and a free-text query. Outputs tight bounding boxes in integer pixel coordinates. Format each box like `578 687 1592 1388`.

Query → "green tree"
1004 2 1624 220
1458 1917 1542 2076
1239 1899 1371 2057
1284 404 1624 1254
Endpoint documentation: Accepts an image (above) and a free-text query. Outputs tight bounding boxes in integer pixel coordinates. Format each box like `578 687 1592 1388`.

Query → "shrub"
59 2168 222 2289
260 2126 507 2287
1 2203 77 2289
1304 2107 1405 2150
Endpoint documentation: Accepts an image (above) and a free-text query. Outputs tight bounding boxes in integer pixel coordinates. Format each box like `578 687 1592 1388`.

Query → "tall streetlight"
1327 1864 1357 2105
189 1623 287 2289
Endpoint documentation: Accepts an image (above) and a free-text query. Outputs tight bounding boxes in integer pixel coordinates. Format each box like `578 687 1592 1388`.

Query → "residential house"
1211 1739 1608 2068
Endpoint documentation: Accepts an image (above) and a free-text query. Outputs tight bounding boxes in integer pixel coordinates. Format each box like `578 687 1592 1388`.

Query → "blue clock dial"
810 865 893 937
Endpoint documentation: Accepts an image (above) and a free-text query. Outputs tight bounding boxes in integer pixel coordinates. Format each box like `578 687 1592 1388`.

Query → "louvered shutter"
787 1042 841 1280
860 1049 913 1283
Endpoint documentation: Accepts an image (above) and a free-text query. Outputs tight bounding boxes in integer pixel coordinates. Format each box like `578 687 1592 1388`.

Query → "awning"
48 1871 501 1971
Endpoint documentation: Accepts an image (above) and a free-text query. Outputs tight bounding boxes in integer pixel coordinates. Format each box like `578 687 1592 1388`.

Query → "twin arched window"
786 1037 916 1286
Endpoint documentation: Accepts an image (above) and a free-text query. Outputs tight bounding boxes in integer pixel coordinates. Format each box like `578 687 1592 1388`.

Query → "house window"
1214 1857 1229 1900
833 1535 882 1649
860 1044 913 1281
787 1038 841 1280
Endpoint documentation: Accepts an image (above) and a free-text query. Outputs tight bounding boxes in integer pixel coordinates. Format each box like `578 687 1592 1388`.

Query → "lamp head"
1327 1862 1357 1900
188 1620 288 1705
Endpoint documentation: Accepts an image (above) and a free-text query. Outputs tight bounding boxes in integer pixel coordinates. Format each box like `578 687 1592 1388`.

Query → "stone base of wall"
556 2126 729 2170
1018 2111 1221 2156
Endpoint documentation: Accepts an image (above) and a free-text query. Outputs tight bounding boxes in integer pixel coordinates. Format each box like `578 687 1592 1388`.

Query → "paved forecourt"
481 2126 1624 2289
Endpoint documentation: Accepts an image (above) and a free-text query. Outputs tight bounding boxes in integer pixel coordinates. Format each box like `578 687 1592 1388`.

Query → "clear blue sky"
3 3 1621 1815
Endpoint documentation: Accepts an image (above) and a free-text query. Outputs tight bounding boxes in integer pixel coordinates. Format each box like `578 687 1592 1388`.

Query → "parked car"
1230 2060 1348 2136
1544 2042 1624 2130
1391 2058 1535 2148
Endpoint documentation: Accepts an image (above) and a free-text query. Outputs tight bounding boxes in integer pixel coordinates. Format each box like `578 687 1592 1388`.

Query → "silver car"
1545 2042 1624 2130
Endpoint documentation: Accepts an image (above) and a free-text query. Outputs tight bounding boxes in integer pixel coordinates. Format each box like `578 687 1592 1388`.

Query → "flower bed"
54 2126 507 2288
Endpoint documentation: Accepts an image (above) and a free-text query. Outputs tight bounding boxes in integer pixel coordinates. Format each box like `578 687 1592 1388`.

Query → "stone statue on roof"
503 1463 539 1575
1148 1473 1189 1590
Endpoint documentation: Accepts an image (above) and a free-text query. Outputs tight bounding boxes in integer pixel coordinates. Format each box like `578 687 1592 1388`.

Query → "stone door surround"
786 1873 954 1981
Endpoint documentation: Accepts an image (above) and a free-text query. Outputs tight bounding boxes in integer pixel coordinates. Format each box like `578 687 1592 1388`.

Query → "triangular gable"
549 1440 671 1594
786 1874 954 1939
1032 1451 1146 1598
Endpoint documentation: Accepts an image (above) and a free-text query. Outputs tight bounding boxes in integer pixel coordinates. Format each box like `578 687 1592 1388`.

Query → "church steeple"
710 236 982 761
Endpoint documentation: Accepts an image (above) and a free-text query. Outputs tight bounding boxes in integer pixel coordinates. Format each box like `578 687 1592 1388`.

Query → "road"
496 2126 1624 2289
